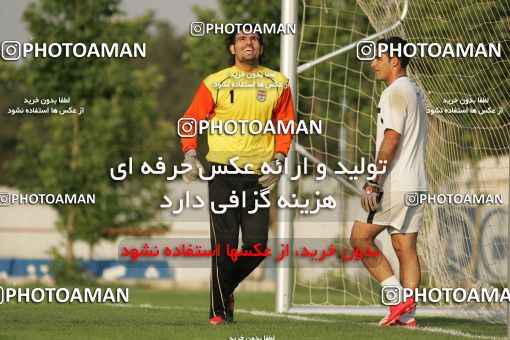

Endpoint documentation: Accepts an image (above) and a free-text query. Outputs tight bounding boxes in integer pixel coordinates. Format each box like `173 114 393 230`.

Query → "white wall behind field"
0 181 386 290
0 178 361 259
0 154 507 286
0 179 365 286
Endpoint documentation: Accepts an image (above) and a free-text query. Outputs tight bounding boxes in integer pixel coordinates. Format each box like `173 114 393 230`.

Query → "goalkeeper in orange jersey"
179 25 295 324
350 36 428 327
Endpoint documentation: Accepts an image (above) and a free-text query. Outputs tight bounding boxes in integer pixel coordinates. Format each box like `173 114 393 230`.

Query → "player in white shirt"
349 36 428 327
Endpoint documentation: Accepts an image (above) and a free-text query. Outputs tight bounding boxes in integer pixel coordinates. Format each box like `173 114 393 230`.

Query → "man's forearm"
374 130 400 183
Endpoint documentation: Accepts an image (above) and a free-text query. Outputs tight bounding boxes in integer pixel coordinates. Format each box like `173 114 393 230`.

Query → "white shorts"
356 191 426 235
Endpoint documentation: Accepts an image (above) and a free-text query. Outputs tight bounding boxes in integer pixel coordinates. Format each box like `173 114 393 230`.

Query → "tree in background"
5 0 167 279
140 20 201 167
0 64 27 183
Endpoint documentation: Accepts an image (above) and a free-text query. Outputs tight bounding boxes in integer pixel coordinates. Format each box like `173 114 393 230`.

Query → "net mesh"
292 0 509 321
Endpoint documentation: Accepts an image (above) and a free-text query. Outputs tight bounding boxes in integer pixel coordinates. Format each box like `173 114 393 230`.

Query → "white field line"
107 304 504 340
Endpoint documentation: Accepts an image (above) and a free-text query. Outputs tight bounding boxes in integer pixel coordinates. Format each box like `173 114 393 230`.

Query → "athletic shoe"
393 319 417 327
208 315 226 325
395 310 417 327
225 295 235 323
379 307 417 327
379 296 416 326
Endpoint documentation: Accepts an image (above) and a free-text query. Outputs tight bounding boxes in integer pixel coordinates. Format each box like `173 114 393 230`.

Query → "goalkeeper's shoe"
379 296 416 326
208 315 227 325
378 309 391 326
379 307 417 327
393 310 417 327
378 315 417 327
225 295 235 323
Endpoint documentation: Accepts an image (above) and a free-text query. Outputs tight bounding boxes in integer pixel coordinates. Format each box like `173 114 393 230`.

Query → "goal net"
286 0 509 321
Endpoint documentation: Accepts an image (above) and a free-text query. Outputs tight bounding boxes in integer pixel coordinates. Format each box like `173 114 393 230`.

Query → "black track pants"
208 171 269 319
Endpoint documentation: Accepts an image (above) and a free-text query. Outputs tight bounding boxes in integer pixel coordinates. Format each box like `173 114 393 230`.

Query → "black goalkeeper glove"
181 149 204 183
258 152 285 188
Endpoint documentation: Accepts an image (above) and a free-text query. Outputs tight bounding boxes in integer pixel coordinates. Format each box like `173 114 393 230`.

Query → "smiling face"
229 32 263 68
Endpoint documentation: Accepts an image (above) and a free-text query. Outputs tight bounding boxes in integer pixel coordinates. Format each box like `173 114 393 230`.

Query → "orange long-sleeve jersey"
180 65 295 173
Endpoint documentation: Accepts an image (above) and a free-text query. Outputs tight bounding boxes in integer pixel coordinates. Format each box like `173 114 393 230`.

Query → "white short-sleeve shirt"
376 76 428 191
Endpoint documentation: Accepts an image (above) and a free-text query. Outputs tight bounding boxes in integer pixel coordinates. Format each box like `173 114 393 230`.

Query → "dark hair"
376 36 410 68
224 24 265 66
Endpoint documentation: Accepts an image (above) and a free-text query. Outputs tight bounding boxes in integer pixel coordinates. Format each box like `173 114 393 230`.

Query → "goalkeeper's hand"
182 149 204 183
258 152 285 188
361 180 381 213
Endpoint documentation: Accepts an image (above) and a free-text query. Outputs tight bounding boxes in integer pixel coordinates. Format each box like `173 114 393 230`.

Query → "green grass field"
0 286 506 340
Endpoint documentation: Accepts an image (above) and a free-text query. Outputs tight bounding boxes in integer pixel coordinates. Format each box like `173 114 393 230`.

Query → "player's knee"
350 233 371 250
349 227 359 248
349 221 361 244
350 221 376 249
392 241 403 257
349 234 360 249
392 239 416 257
